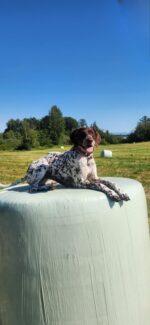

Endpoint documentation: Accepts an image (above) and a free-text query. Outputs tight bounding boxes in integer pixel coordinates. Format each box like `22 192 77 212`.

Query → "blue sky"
0 0 149 133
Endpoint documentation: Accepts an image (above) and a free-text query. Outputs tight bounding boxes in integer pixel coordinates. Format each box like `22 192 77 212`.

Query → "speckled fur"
25 128 130 201
0 128 130 202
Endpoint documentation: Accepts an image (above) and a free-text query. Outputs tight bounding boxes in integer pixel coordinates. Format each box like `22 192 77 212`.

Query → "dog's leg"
29 183 53 193
28 175 55 193
86 181 122 201
73 180 122 201
96 179 130 201
27 162 51 193
29 178 57 192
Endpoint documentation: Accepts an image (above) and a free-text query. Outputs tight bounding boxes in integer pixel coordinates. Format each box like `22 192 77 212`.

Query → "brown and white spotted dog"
0 128 130 202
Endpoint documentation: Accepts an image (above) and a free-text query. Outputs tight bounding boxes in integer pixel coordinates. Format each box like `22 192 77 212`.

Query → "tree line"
127 116 150 143
0 106 149 150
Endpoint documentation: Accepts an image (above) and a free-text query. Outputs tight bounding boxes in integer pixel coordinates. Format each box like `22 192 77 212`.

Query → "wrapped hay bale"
0 178 150 325
101 149 112 158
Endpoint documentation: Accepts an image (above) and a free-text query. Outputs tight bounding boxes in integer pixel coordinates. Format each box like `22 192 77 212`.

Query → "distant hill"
112 132 129 137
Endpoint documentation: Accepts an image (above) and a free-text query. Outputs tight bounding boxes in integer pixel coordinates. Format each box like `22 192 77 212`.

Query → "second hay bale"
101 149 112 158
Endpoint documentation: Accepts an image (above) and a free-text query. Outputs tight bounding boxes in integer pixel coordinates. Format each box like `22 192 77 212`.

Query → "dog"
0 127 130 202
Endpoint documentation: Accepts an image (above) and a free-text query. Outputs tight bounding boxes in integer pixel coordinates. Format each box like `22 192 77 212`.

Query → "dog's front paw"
107 191 121 202
119 193 130 201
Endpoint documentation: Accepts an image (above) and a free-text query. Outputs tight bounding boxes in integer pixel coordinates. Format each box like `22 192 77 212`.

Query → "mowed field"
0 142 150 220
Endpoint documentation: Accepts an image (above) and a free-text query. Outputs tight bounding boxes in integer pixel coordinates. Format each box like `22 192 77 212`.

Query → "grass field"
0 142 150 219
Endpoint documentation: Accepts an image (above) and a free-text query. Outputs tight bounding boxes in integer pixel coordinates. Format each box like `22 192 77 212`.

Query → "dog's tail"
0 175 27 190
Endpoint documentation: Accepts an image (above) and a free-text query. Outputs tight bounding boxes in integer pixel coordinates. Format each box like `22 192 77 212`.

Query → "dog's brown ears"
93 129 101 145
70 129 79 145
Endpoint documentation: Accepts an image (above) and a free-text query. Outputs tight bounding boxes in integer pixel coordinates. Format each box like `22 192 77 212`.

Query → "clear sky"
0 0 149 133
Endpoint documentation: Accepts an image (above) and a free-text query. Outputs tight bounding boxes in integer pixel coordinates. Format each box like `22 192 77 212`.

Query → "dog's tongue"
86 146 93 154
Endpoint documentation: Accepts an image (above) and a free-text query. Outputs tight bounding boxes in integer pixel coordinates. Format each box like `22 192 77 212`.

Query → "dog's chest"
79 156 95 173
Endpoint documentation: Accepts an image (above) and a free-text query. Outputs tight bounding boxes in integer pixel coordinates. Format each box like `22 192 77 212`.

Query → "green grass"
0 142 150 219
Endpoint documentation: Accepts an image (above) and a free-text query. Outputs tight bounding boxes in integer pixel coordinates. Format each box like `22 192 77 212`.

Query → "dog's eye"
88 130 94 136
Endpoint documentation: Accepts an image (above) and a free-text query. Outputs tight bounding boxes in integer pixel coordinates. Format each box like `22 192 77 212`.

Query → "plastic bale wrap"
101 150 112 158
0 177 150 325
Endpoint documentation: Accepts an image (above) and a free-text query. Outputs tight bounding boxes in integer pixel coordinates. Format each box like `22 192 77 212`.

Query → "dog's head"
70 127 101 155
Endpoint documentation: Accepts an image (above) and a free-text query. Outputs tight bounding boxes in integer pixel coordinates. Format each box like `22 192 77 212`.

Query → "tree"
127 116 150 142
4 119 22 134
1 130 22 150
139 116 150 124
16 119 32 150
48 106 65 144
40 115 49 130
78 118 88 128
23 117 40 130
38 130 52 147
90 121 104 136
64 117 78 135
90 121 106 141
